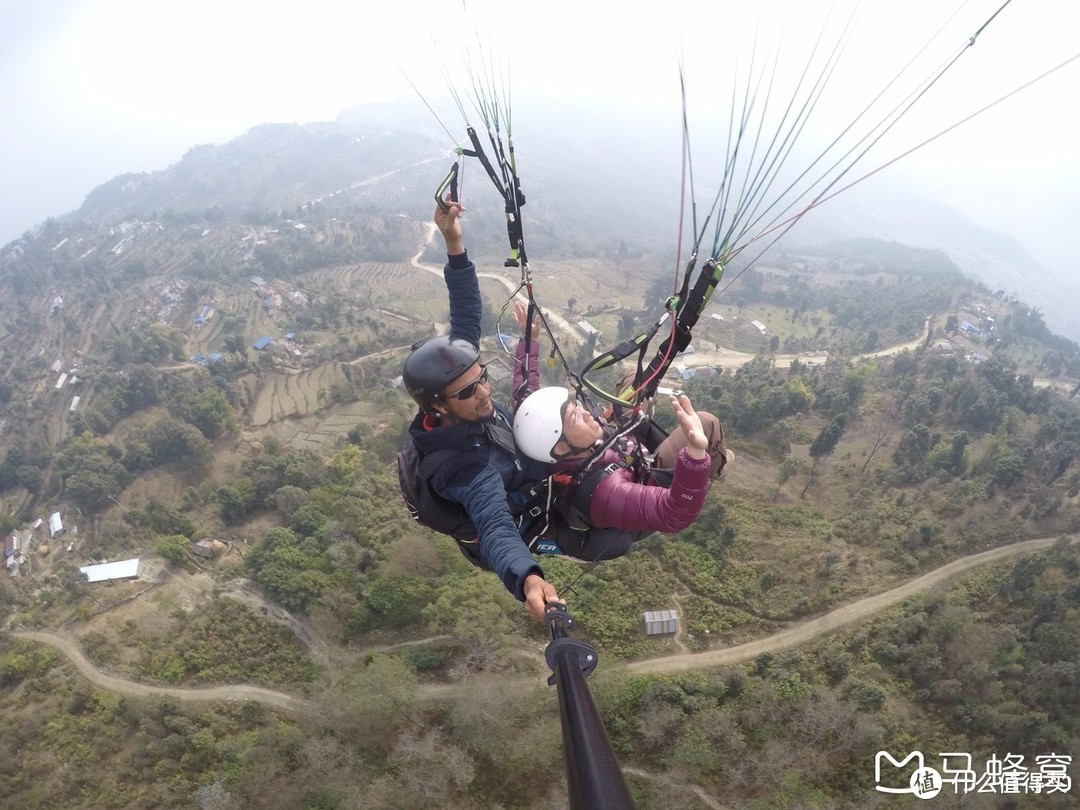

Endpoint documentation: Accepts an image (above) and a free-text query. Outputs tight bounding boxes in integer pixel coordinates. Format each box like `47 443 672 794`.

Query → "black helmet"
402 335 480 410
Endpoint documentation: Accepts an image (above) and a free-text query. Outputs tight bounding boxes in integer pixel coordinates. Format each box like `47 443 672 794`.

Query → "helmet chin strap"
552 436 599 461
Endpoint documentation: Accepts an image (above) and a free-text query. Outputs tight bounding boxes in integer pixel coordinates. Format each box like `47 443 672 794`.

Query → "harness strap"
633 257 725 401
418 446 462 479
464 126 527 267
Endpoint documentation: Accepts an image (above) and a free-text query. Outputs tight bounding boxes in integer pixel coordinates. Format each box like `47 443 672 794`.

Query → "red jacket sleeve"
589 448 711 533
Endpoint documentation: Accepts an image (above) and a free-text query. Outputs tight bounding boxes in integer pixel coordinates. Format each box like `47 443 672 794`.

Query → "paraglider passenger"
512 387 733 559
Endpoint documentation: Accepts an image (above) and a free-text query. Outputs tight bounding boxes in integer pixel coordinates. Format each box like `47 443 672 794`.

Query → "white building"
48 512 64 538
577 320 600 337
79 558 140 583
643 610 679 636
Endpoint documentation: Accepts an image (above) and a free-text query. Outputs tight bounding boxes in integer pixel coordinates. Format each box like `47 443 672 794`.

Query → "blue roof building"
959 320 988 341
253 336 274 351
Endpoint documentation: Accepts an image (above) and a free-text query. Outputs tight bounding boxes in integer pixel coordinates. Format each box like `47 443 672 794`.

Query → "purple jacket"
555 441 711 533
511 336 540 411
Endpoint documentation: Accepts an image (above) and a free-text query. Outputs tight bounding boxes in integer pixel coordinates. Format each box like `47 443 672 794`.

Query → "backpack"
396 442 478 543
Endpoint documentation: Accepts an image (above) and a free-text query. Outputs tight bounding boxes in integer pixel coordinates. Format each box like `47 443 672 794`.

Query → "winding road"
12 534 1074 710
680 317 932 373
10 631 309 713
629 534 1073 673
410 223 581 345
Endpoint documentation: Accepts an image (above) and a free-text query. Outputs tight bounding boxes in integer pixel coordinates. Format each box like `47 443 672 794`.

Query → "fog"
2 0 1077 282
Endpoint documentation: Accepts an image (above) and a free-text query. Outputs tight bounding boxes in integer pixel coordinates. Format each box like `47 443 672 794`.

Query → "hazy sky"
3 0 1078 275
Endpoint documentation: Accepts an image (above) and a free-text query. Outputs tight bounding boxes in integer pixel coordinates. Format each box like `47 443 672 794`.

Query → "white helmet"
513 387 571 462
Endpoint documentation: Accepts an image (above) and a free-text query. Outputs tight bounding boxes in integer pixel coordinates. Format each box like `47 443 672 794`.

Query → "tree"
57 435 130 511
131 500 196 537
223 333 247 354
155 534 190 565
644 274 671 311
287 504 326 537
892 423 935 481
784 378 816 412
48 562 90 604
139 417 214 469
171 388 237 439
775 455 807 501
246 527 333 612
424 575 518 673
809 414 847 465
992 453 1027 488
273 485 309 518
121 364 161 411
67 470 124 511
861 429 890 474
217 479 256 525
803 414 848 495
359 574 436 630
338 655 419 752
947 431 970 476
575 331 600 370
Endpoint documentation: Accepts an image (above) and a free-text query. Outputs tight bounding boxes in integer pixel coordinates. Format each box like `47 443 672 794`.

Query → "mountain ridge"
21 97 1075 340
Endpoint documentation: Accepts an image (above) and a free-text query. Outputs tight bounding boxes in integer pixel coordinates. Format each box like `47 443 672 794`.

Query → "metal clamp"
543 603 598 685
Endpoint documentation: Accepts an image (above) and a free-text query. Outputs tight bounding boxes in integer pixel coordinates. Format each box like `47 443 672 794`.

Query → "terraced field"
31 281 144 447
246 295 279 338
246 361 352 426
247 399 380 451
344 260 449 322
6 215 663 474
187 306 227 355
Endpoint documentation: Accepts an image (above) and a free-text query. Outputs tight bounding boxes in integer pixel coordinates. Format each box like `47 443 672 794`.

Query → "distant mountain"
780 177 1080 342
71 121 445 227
32 96 1080 344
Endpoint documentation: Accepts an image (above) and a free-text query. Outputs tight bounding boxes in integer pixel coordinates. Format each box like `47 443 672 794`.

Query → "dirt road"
10 631 308 713
410 223 581 345
680 317 932 374
859 317 932 359
629 534 1073 674
12 534 1072 708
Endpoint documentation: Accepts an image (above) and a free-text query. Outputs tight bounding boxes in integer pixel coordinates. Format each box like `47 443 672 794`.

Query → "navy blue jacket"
408 252 548 600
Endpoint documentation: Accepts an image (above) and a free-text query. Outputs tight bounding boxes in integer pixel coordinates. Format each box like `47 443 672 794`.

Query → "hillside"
2 110 1080 808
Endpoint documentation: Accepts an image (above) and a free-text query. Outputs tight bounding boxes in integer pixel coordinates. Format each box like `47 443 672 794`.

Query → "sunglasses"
442 366 489 401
